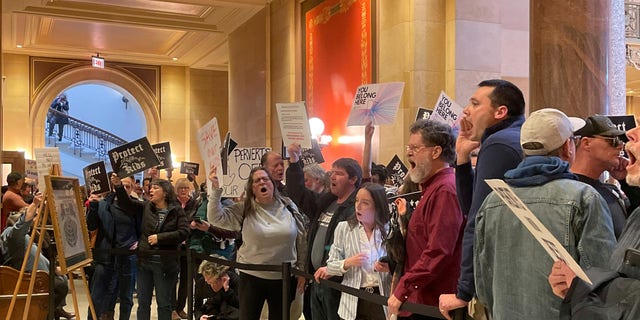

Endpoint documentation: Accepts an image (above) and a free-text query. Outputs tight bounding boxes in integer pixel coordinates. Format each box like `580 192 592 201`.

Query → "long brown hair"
242 167 282 216
348 183 390 244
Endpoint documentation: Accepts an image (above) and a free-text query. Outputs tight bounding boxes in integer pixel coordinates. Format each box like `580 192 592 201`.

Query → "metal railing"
46 109 127 159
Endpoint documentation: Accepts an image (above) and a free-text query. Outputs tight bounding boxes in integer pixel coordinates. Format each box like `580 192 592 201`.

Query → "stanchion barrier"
91 248 468 320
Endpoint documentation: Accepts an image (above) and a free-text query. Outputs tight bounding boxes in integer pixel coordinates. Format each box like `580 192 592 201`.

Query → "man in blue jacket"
439 79 526 318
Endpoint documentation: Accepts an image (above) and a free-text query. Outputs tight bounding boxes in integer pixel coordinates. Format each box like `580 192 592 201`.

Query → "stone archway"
31 65 160 149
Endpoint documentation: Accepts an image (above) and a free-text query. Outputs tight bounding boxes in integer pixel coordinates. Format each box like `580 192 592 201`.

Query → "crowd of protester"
2 78 640 320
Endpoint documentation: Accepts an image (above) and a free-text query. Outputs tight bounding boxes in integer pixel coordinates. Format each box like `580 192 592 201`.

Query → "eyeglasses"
252 176 271 184
593 135 624 148
405 144 435 153
570 135 582 144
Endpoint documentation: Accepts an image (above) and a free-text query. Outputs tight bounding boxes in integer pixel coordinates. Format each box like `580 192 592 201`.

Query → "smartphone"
624 248 640 267
193 216 203 224
378 256 390 264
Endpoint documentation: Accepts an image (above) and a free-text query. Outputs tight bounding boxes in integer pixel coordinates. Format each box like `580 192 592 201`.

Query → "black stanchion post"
187 249 193 320
48 238 56 320
281 262 291 320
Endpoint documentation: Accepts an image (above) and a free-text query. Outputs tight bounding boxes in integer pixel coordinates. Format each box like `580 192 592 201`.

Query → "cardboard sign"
386 155 408 188
222 147 271 197
485 179 592 285
152 142 172 169
430 91 464 130
197 117 224 193
34 147 61 193
415 108 433 121
347 82 405 126
83 161 110 195
180 161 200 175
108 137 160 178
276 102 313 149
25 159 38 181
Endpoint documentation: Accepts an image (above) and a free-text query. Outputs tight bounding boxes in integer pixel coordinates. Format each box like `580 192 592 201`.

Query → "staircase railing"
46 109 127 159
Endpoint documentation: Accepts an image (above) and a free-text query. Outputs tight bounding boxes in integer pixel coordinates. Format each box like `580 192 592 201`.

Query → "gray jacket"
474 178 617 320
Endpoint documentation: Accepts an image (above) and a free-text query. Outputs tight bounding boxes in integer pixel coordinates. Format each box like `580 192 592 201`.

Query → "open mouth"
260 187 267 193
408 160 416 170
628 149 637 169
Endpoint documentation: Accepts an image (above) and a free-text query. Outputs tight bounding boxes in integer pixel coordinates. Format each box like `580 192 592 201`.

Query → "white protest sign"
34 147 61 193
430 91 464 130
276 102 312 149
485 179 592 285
197 117 224 193
222 147 271 198
347 82 404 126
25 159 38 181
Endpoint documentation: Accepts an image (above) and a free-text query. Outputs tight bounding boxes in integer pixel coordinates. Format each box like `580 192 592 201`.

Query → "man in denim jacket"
549 124 640 319
473 108 617 320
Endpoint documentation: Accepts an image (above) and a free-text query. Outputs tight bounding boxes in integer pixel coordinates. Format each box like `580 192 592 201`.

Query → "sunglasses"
593 135 624 148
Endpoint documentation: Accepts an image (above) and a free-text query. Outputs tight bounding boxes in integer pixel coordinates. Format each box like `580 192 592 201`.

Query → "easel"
5 164 97 320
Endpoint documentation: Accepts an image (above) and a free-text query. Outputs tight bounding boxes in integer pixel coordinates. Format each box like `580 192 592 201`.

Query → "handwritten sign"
485 179 592 285
83 161 110 195
180 162 200 175
276 102 312 149
197 117 224 193
152 142 172 169
347 82 405 126
34 147 61 193
25 159 38 182
415 108 433 121
108 137 159 178
430 91 464 130
386 155 408 188
222 147 271 197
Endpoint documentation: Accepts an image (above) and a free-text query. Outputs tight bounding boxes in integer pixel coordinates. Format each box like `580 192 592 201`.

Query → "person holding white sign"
549 125 640 319
472 108 616 320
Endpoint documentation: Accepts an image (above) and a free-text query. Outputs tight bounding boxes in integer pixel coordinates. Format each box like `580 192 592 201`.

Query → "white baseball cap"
521 108 586 156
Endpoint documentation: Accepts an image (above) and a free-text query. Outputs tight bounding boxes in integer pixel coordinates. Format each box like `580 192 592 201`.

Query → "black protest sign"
415 108 433 121
180 161 200 175
607 115 636 141
83 161 109 195
301 140 325 165
152 142 172 169
108 137 160 178
386 155 408 188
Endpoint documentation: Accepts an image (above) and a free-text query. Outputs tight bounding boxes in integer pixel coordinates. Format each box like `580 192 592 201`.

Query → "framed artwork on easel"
45 175 92 273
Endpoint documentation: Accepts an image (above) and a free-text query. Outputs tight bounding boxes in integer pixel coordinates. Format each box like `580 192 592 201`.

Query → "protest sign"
180 162 200 175
222 147 271 197
197 117 224 192
25 159 38 181
607 115 636 142
34 147 61 193
386 155 408 188
430 91 464 130
276 102 312 149
347 82 405 126
485 179 592 285
152 142 172 169
83 161 110 195
415 108 433 121
108 137 159 178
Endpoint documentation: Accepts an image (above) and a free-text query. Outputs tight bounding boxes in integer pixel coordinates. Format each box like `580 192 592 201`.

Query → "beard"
409 161 429 184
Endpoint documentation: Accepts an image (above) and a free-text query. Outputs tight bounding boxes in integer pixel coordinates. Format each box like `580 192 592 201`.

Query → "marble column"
530 0 625 117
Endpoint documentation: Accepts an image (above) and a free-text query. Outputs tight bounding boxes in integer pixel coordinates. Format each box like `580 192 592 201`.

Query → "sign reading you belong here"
108 137 160 177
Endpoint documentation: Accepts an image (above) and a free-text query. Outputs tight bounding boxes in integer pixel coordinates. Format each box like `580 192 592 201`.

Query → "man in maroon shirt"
1 172 29 230
387 120 464 319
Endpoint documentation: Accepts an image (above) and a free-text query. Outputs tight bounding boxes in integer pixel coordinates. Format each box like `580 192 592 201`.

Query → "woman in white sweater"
206 165 307 320
318 182 391 320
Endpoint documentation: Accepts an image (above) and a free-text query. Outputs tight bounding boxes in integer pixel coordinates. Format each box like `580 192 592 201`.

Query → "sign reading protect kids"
108 137 160 178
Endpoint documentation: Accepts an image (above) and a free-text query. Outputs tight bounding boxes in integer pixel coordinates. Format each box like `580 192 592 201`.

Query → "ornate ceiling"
2 0 267 70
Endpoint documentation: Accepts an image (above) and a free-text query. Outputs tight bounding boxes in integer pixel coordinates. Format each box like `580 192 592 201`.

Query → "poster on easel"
45 175 92 273
34 147 61 193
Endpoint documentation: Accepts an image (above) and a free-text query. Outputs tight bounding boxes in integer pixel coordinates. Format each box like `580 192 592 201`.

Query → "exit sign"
92 56 105 68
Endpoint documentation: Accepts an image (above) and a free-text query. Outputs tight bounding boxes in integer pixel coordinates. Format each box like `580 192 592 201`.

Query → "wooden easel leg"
67 271 81 320
79 268 98 320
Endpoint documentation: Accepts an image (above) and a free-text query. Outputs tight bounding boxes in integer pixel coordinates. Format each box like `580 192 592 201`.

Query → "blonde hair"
174 178 192 190
198 256 229 279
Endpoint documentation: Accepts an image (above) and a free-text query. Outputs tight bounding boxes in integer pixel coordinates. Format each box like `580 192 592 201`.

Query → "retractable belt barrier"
91 248 469 320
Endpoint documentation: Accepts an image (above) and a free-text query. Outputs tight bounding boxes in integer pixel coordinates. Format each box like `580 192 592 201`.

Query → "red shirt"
393 167 464 309
1 189 28 230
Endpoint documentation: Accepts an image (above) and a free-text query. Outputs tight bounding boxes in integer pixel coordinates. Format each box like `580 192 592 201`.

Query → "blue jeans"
110 254 136 320
309 281 341 320
136 259 179 320
89 262 117 318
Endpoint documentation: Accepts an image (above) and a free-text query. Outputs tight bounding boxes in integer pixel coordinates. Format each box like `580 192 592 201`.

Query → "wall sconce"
309 117 332 146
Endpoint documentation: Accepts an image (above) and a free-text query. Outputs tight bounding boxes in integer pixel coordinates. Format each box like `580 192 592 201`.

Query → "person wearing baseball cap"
571 115 628 238
473 108 616 320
